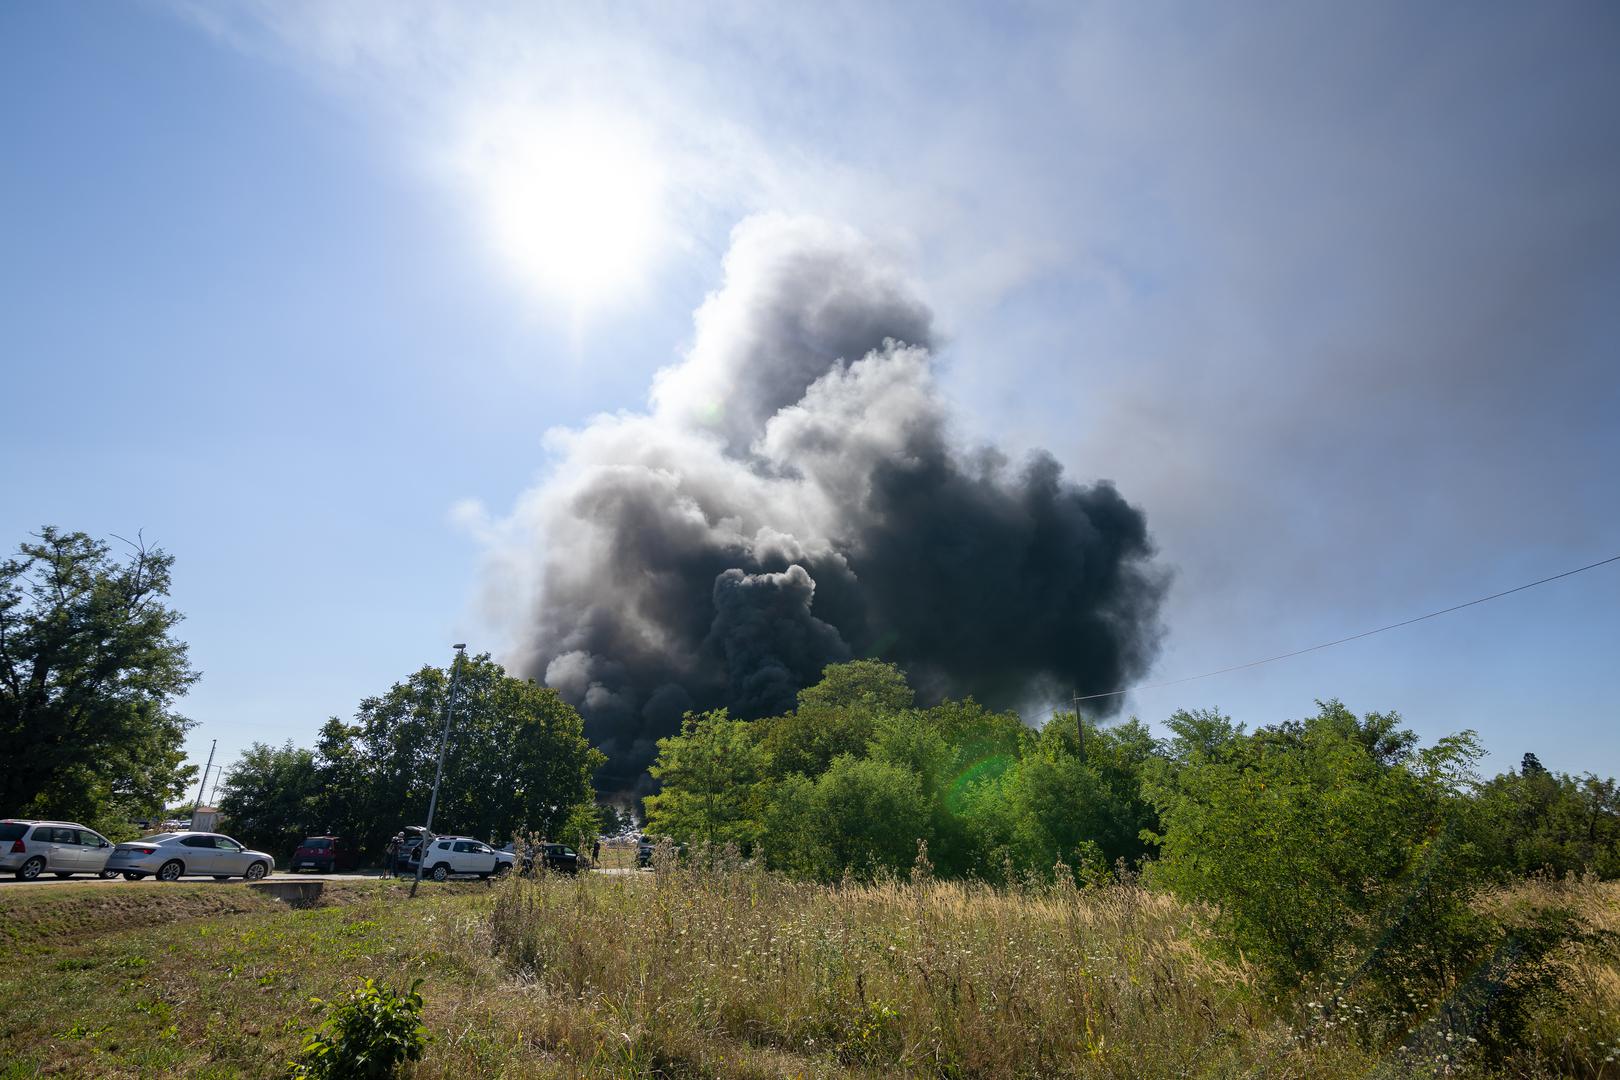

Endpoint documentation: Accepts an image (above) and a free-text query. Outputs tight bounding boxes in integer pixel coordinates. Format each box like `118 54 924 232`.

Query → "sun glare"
468 110 666 313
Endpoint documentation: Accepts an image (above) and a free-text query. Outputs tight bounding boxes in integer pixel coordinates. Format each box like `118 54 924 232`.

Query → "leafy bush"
291 977 429 1079
1138 701 1620 1069
765 755 930 880
1144 702 1487 988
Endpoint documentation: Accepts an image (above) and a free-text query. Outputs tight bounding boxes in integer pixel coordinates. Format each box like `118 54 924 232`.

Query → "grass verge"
0 872 1613 1078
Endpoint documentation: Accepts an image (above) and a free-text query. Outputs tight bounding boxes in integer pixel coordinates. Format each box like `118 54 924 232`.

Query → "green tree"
310 718 369 854
1144 700 1488 988
796 659 916 713
643 709 767 847
346 654 604 857
765 755 930 880
218 741 322 858
759 660 914 779
995 716 1159 879
1160 707 1244 765
869 698 1028 878
594 802 633 837
0 527 198 826
1476 763 1620 879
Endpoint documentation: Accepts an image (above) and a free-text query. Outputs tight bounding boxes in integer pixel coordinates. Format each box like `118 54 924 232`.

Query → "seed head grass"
0 870 1612 1077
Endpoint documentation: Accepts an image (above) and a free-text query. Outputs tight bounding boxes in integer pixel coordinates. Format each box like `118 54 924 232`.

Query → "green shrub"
291 977 429 1079
764 755 930 880
1144 702 1482 989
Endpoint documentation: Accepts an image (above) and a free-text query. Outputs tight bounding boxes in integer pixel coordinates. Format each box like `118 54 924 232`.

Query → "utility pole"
1069 693 1087 763
192 739 216 820
412 644 467 898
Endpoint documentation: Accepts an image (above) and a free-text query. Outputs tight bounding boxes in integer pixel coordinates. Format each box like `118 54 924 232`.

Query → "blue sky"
3 2 1617 791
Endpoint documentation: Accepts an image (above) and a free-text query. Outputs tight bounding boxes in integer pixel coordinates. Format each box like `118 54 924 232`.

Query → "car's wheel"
53 872 74 879
99 869 119 880
123 872 146 881
244 861 269 881
430 863 450 882
16 856 46 881
157 860 184 881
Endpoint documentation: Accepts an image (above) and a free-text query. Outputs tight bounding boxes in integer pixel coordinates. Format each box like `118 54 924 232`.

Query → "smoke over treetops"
487 216 1168 792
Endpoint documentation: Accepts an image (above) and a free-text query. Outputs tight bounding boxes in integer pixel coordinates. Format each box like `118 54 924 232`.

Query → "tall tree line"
645 661 1620 890
219 655 605 861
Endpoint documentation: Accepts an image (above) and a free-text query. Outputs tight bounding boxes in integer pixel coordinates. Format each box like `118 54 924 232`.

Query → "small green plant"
838 999 903 1064
290 977 429 1079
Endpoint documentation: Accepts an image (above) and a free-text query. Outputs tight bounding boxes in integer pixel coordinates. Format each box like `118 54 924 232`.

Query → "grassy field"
0 866 1614 1078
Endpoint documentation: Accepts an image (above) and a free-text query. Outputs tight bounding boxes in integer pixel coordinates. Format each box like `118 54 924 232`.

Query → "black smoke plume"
491 216 1168 792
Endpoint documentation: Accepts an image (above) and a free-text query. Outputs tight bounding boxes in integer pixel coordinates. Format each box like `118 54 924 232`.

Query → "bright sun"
466 109 666 312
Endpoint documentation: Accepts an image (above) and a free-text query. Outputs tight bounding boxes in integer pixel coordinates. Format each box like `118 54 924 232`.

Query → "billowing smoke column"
498 216 1167 792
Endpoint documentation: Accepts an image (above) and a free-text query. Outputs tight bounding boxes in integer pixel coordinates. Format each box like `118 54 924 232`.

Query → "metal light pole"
412 644 467 897
192 739 217 821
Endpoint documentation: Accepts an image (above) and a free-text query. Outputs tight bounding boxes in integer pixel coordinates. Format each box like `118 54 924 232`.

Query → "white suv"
412 836 502 881
0 819 118 880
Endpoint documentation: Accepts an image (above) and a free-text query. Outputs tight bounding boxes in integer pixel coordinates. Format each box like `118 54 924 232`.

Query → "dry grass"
1478 873 1620 1076
594 840 640 871
0 871 1613 1078
483 856 1363 1078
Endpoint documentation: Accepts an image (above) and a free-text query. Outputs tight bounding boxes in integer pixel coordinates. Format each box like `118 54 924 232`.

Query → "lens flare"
945 753 1015 812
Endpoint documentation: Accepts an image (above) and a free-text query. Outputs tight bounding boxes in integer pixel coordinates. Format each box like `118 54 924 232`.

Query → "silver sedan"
104 832 275 882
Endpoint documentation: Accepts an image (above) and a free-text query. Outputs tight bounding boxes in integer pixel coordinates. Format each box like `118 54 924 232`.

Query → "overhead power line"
1072 551 1620 704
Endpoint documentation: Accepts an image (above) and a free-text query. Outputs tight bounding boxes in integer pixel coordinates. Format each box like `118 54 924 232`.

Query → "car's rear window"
0 823 26 841
301 838 332 849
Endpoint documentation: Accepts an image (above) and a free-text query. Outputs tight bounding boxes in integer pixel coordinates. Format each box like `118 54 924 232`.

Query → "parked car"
391 825 430 875
406 836 502 882
492 845 516 875
499 840 585 875
1 820 119 880
290 835 348 873
499 840 536 873
537 843 582 875
103 832 275 882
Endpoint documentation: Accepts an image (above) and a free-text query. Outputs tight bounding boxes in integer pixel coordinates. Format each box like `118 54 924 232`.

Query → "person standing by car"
591 838 601 866
384 832 403 878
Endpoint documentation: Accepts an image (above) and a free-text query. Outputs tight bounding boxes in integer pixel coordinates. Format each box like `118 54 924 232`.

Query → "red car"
290 836 348 873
